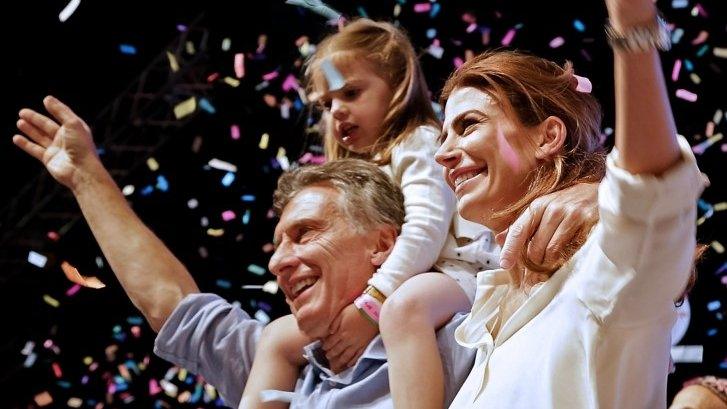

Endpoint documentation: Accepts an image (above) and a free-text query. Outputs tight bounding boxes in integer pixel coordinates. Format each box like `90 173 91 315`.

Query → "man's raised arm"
13 96 198 332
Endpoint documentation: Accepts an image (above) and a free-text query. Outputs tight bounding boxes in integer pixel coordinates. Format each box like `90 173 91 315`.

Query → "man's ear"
371 225 398 267
535 116 567 160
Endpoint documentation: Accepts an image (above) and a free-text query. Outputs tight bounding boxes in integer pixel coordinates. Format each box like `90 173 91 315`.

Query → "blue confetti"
140 185 154 196
126 316 144 325
247 264 266 275
241 194 256 202
707 300 721 311
198 98 217 114
430 3 441 18
119 44 137 55
221 172 235 187
242 209 251 225
216 279 231 289
672 0 689 8
156 175 169 192
707 328 718 336
426 28 437 39
573 19 586 32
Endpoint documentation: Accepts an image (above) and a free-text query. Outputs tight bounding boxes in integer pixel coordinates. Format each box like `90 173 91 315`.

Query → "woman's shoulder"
392 124 441 157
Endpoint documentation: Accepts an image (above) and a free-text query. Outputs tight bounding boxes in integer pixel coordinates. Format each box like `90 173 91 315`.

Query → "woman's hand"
13 96 101 192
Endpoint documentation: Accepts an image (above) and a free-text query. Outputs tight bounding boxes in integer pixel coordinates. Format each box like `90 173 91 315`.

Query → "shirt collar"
302 335 388 385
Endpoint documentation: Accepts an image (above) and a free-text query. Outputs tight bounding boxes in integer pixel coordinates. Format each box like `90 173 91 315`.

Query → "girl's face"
317 61 394 154
435 87 540 232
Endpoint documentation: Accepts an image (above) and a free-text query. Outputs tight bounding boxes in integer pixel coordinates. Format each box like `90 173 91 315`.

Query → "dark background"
1 0 725 407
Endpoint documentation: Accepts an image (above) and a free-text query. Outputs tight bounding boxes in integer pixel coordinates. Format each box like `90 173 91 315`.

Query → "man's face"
269 185 383 339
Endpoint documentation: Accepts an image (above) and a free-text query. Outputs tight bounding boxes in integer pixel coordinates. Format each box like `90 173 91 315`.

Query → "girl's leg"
379 273 471 409
240 314 310 409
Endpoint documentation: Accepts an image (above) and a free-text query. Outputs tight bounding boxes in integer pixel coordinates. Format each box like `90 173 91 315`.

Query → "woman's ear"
535 116 567 160
371 225 398 267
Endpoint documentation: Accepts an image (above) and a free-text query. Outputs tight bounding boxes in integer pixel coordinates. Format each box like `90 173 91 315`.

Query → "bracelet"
605 13 671 53
363 285 386 303
354 293 383 325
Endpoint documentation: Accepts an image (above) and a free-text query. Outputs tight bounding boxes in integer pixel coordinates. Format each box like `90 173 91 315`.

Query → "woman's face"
435 87 540 232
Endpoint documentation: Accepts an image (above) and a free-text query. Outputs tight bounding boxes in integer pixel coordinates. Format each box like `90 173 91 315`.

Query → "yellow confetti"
67 397 83 408
223 77 240 87
83 356 93 365
178 367 188 381
221 37 231 51
147 157 159 171
173 97 197 119
166 51 180 72
711 241 725 254
43 295 60 308
185 41 196 55
714 202 727 211
259 133 270 149
34 391 53 407
714 47 727 58
207 228 224 237
689 73 701 84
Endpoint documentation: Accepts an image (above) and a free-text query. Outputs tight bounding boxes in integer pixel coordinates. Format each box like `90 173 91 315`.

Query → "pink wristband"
354 293 382 323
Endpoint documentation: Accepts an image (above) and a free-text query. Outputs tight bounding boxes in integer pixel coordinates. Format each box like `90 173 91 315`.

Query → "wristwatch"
605 13 671 52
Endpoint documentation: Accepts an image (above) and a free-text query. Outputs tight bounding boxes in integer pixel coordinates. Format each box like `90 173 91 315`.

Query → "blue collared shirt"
154 293 475 408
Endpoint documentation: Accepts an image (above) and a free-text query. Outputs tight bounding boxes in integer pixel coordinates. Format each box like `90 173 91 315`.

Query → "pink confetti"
282 74 300 92
453 56 464 69
676 89 698 102
466 22 478 33
65 284 81 296
721 144 727 152
230 124 240 140
691 30 709 45
47 231 60 241
234 53 245 78
206 72 220 83
549 37 565 48
501 28 517 47
149 379 162 395
414 3 431 13
671 59 682 82
262 71 279 81
222 210 236 221
706 121 715 137
52 362 63 378
131 325 141 338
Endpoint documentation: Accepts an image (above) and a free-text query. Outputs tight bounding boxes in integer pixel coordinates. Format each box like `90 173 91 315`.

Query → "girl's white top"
449 137 705 409
370 125 498 302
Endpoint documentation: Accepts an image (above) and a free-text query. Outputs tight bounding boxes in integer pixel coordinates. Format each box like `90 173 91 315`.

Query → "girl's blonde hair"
306 19 438 165
441 50 607 274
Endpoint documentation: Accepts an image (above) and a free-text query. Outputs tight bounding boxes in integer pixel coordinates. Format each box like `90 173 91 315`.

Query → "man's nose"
268 245 298 278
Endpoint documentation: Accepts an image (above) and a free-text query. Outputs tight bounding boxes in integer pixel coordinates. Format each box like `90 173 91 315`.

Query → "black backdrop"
1 0 725 407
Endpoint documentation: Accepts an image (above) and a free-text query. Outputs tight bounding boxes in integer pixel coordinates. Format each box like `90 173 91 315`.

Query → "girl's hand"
13 96 101 192
322 303 379 373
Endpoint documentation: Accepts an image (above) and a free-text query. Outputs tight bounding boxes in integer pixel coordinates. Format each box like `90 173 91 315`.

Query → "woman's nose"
435 141 461 169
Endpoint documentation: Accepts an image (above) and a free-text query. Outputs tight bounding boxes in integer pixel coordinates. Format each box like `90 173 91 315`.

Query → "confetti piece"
711 241 725 254
156 175 169 191
714 202 727 211
34 391 53 407
675 89 697 102
207 72 220 82
255 310 271 324
672 0 688 8
430 3 441 17
282 74 300 92
47 231 60 241
207 228 224 237
67 397 83 408
671 59 682 81
241 194 256 202
320 57 345 91
65 284 81 296
259 133 270 149
573 19 586 32
58 0 81 22
43 295 60 307
221 38 231 51
277 147 290 170
215 279 231 289
21 341 35 355
707 300 721 311
689 73 701 84
224 76 240 87
173 97 197 119
222 171 235 186
549 37 565 48
714 48 727 58
122 185 135 196
61 261 106 289
231 124 240 140
263 70 279 82
428 42 444 59
691 30 708 45
149 379 162 395
692 133 723 154
119 44 137 55
23 352 37 368
672 28 684 44
285 0 342 21
208 158 237 172
198 98 216 114
262 281 279 294
414 3 431 13
185 41 196 55
147 157 159 171
247 264 267 275
166 51 180 72
671 345 703 363
28 251 48 268
242 209 251 225
501 28 517 47
222 210 236 221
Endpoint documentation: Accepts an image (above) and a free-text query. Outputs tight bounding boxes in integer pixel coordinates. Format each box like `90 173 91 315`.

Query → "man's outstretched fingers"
542 214 583 266
19 108 59 136
17 119 52 148
500 204 543 269
43 95 80 125
12 134 45 162
526 206 564 265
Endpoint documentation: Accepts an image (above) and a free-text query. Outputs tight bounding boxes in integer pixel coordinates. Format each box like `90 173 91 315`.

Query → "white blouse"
449 137 705 409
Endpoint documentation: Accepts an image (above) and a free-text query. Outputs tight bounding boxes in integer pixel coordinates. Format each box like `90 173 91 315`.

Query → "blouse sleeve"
575 136 706 326
368 126 456 297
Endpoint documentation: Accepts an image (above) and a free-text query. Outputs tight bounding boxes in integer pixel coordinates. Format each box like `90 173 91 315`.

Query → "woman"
435 0 705 407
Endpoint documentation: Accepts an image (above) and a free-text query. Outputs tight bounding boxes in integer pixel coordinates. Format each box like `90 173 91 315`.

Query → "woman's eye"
458 118 479 134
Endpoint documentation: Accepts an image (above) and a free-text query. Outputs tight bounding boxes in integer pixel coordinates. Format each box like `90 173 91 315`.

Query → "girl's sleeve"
575 136 706 326
368 127 456 297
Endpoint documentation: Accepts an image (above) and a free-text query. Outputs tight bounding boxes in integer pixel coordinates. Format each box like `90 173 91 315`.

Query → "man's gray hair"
273 159 405 233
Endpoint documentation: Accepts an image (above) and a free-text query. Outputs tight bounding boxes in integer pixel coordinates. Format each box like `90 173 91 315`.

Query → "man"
13 96 598 408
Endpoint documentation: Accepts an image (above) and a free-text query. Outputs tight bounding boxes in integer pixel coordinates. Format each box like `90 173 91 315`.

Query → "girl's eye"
343 88 359 99
320 100 332 111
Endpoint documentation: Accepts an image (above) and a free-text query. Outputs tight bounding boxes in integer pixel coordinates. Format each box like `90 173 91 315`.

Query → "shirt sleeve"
439 313 477 407
368 126 456 297
576 136 706 326
153 293 263 408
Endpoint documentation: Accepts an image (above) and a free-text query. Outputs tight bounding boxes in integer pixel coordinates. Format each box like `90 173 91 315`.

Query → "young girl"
240 18 493 409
